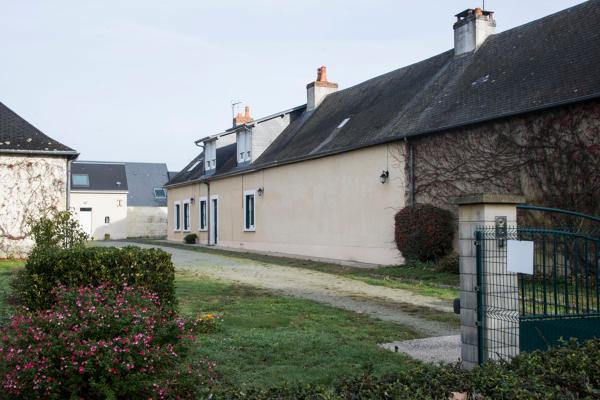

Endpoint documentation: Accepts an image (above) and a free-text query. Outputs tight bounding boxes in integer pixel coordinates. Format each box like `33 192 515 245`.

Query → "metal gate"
476 205 600 364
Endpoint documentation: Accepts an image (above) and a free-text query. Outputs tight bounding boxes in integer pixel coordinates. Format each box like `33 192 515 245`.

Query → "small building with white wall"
69 161 170 240
70 162 129 240
124 162 169 238
0 100 78 257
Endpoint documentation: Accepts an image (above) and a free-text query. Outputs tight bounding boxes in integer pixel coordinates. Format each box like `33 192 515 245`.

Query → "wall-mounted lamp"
190 197 195 204
257 187 264 197
379 170 389 184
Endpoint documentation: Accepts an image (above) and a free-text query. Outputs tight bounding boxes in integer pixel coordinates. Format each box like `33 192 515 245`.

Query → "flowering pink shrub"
0 285 213 399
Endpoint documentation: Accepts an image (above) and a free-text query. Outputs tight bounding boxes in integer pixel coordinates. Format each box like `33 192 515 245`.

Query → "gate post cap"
454 193 526 205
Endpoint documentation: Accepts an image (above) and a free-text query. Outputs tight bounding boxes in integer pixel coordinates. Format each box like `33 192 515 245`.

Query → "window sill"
243 228 256 232
183 229 191 233
198 228 208 232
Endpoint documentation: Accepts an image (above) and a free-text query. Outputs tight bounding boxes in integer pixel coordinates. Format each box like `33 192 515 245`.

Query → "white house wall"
127 206 168 238
0 155 68 258
70 192 128 240
168 143 405 266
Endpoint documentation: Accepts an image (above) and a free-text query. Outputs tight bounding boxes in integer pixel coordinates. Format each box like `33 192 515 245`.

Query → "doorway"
78 207 92 236
210 196 219 245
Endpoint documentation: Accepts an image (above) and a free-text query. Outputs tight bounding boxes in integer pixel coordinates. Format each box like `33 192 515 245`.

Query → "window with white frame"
237 130 252 164
204 140 216 171
174 201 181 231
198 197 207 231
243 190 256 231
183 200 191 231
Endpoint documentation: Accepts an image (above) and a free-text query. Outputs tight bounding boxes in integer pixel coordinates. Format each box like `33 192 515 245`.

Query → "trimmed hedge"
184 233 198 244
394 204 455 262
213 339 600 399
21 246 176 310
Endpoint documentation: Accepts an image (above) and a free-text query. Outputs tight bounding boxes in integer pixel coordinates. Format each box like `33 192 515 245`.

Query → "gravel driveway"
102 241 458 337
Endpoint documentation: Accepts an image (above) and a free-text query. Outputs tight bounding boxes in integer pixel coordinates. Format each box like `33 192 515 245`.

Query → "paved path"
103 241 458 337
380 335 461 364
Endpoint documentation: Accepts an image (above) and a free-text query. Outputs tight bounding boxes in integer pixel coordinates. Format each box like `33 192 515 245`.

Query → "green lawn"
177 271 421 389
0 259 24 317
0 260 423 390
134 239 460 301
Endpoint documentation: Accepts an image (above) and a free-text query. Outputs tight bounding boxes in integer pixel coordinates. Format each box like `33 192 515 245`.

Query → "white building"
69 161 169 240
0 100 78 258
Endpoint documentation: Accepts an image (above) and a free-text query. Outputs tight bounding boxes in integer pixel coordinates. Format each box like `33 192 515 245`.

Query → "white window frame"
204 140 216 171
243 189 257 232
198 197 208 231
183 200 191 232
237 130 252 164
174 201 181 232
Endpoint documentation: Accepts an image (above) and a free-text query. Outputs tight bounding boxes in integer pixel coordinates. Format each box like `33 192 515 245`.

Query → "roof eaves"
0 149 79 159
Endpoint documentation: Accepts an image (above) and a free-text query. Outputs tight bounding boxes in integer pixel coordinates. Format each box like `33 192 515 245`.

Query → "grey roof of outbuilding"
124 162 170 207
0 101 78 157
168 0 600 186
71 162 128 191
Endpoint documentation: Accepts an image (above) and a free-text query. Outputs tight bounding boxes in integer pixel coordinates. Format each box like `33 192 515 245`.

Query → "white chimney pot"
454 9 496 56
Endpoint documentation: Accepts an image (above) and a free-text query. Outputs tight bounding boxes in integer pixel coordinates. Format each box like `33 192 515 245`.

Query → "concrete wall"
127 206 168 238
168 143 405 265
70 191 128 240
0 155 69 258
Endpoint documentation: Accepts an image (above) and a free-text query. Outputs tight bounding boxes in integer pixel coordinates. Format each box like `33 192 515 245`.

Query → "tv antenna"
231 100 242 123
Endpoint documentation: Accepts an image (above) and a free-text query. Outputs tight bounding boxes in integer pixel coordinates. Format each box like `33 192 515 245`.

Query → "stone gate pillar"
455 194 524 369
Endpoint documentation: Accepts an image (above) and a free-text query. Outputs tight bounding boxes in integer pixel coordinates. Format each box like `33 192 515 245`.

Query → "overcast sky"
0 0 586 170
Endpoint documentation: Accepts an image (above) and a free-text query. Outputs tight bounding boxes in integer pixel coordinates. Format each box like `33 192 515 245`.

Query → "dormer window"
204 140 216 171
237 130 252 164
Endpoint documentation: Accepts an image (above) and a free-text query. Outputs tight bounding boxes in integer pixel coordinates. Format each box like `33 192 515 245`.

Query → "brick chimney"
453 8 496 56
306 66 338 112
234 106 253 126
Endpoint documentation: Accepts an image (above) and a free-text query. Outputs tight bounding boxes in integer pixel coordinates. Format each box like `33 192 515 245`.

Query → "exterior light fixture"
257 187 264 197
190 197 195 204
380 170 389 184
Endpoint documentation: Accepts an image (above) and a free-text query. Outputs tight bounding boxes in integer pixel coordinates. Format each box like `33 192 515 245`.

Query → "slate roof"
71 162 128 191
0 101 78 157
168 0 600 187
124 162 170 207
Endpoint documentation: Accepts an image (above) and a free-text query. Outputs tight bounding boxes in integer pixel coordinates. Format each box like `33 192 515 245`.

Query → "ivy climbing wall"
0 155 68 258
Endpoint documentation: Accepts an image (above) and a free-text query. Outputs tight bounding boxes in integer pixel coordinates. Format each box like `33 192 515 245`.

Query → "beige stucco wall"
127 206 168 238
70 191 128 240
168 143 405 265
0 155 69 258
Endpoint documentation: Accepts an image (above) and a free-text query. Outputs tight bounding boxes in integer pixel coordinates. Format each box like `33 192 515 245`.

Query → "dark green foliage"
213 339 600 399
184 233 198 244
21 246 176 309
394 204 455 262
28 210 88 251
434 253 460 274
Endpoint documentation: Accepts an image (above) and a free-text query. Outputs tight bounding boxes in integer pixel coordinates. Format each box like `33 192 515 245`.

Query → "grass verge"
176 270 422 389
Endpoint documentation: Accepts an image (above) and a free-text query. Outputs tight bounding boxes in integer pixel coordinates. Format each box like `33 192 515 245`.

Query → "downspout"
203 181 210 246
195 141 211 246
66 158 72 210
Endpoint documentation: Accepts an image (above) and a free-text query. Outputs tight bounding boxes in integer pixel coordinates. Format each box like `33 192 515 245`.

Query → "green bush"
0 284 211 399
184 233 198 244
21 246 176 310
435 252 460 274
212 339 600 399
394 204 455 262
28 210 88 251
